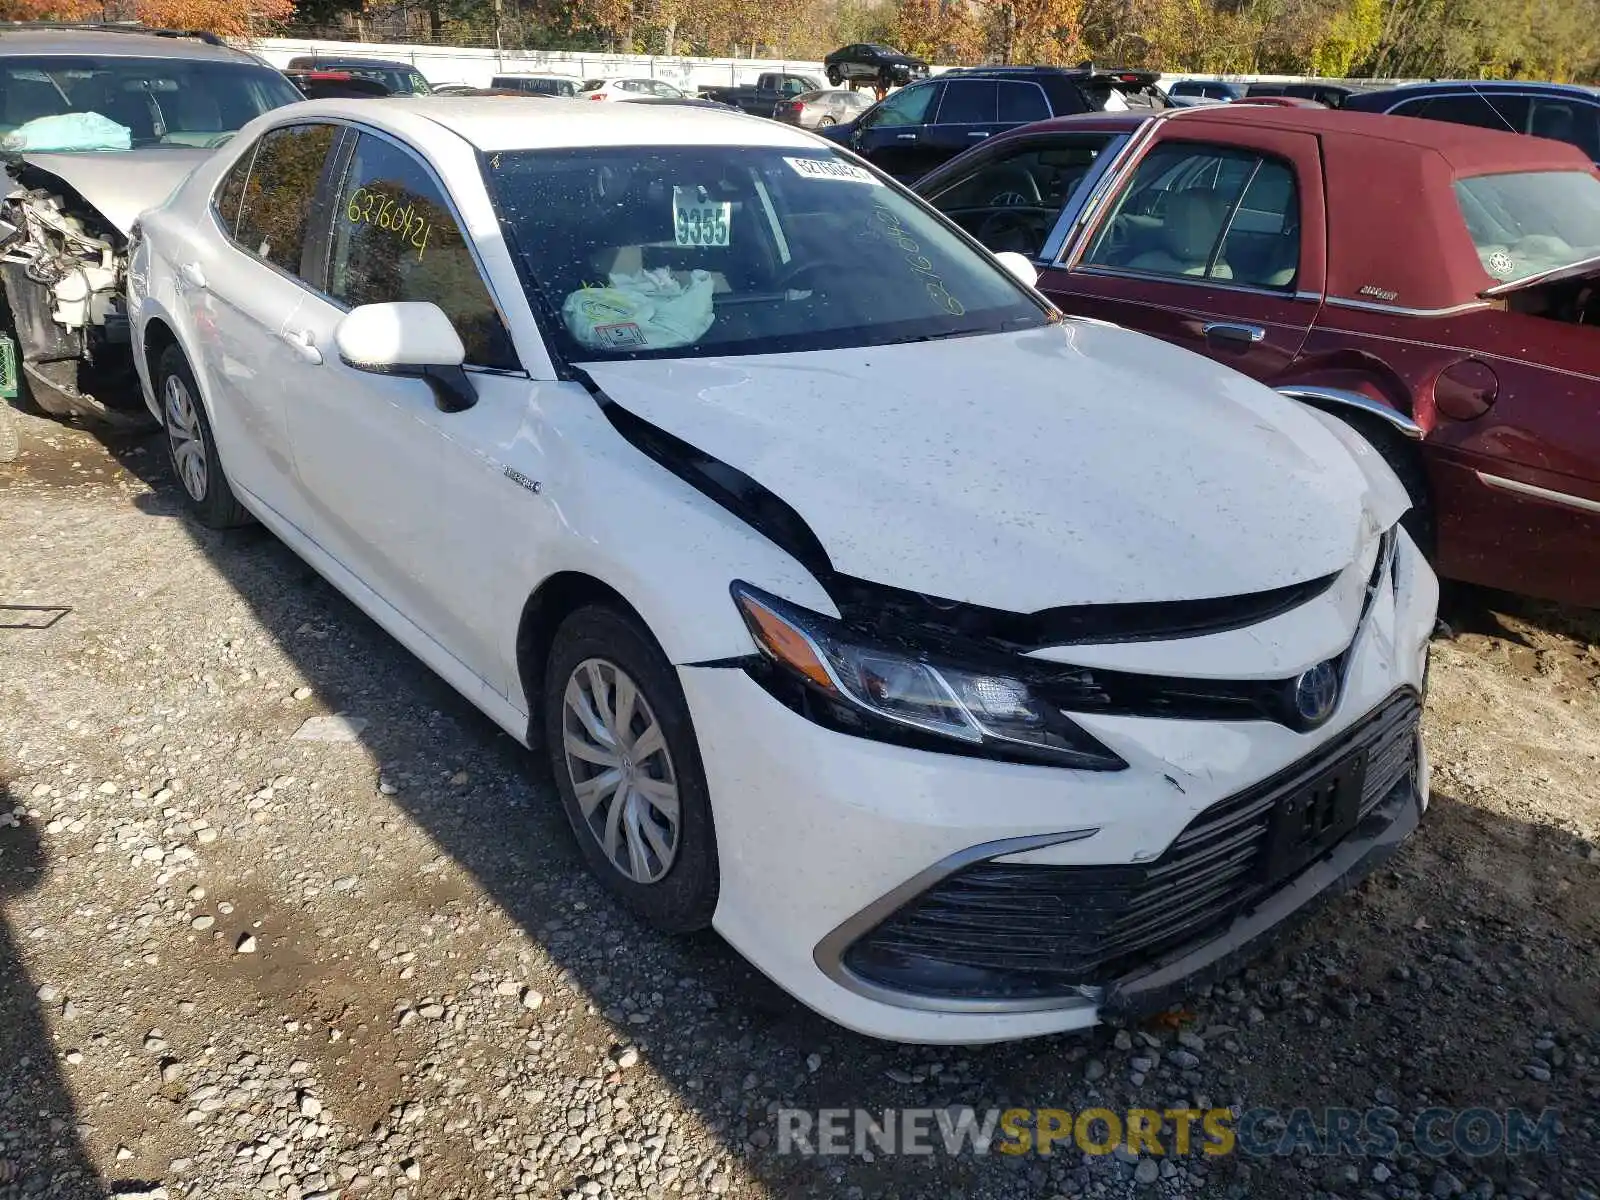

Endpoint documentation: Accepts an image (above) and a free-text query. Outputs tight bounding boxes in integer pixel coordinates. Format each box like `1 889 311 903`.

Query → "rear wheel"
826 65 843 86
157 344 251 529
817 114 837 127
543 605 719 934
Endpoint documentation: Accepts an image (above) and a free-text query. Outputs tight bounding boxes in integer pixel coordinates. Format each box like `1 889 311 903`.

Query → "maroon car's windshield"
1455 170 1600 287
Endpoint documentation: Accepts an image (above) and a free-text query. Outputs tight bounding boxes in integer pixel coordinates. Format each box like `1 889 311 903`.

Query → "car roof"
1352 79 1600 98
293 55 415 69
279 95 822 151
0 25 260 63
1011 103 1592 170
493 71 575 78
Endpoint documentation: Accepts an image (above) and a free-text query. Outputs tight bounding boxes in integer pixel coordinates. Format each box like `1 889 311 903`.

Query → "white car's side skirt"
232 481 533 749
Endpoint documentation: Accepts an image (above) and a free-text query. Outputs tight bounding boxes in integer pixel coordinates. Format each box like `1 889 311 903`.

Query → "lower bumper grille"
840 691 1421 1001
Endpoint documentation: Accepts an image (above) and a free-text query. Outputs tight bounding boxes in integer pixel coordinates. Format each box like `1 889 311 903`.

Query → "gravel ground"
1 407 1597 1200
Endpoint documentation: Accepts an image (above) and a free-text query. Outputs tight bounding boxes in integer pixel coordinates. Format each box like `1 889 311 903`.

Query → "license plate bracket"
1261 750 1368 886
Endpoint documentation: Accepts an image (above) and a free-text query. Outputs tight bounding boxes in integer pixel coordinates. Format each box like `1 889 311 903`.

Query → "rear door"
1043 127 1326 384
186 121 341 521
922 79 1002 165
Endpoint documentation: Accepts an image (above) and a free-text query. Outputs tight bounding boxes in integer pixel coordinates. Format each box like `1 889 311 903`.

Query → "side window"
998 82 1050 123
328 133 517 371
1528 97 1600 159
938 80 997 124
927 136 1110 256
870 82 936 127
233 123 337 279
214 140 256 235
1409 94 1506 130
1083 143 1300 288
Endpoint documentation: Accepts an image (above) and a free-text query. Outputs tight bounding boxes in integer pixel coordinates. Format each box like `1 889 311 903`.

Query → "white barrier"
252 39 1366 95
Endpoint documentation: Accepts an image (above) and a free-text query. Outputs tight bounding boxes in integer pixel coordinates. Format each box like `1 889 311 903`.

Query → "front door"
852 80 941 181
282 129 534 691
1043 129 1327 384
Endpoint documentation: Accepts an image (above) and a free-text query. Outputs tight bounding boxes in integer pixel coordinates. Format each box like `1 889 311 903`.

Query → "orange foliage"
0 0 293 35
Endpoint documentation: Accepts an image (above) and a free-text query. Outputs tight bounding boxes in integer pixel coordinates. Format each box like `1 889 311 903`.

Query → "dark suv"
819 65 1163 181
1342 80 1600 162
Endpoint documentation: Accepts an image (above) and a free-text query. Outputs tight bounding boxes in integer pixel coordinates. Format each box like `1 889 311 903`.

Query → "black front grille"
842 691 1421 1000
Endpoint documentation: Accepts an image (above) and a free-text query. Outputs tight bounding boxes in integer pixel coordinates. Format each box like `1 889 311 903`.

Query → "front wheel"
826 65 843 86
157 344 251 529
543 605 719 933
1337 412 1435 558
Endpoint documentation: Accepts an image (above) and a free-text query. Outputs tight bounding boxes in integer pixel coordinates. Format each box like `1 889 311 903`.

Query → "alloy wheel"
561 657 681 884
164 374 207 501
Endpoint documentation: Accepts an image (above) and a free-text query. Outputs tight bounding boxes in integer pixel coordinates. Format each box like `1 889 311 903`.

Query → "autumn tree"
0 0 293 35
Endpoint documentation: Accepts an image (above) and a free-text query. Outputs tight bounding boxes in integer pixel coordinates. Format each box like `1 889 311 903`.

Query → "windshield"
483 145 1048 362
1455 170 1600 285
0 56 300 151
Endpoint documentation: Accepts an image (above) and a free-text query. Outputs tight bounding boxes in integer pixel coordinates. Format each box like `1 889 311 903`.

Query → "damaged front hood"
12 148 214 234
585 323 1404 612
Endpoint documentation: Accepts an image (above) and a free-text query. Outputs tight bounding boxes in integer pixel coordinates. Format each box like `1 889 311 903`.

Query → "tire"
1337 412 1435 559
156 343 251 529
0 401 17 463
826 65 843 86
817 115 837 127
543 605 719 934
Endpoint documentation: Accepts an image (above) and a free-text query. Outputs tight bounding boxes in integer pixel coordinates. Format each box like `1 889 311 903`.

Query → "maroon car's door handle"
1203 322 1266 345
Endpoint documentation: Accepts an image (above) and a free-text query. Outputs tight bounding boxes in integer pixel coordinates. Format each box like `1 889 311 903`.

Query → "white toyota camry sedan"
127 97 1437 1043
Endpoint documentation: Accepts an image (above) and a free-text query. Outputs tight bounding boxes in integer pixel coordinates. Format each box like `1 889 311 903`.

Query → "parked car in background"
491 73 581 97
697 71 824 115
1343 80 1600 162
430 81 478 95
0 23 302 425
773 87 873 128
823 43 929 89
918 103 1600 606
1243 80 1365 107
819 64 1163 182
128 96 1434 1043
284 54 432 95
578 77 687 101
287 69 392 100
623 96 741 111
1168 79 1245 103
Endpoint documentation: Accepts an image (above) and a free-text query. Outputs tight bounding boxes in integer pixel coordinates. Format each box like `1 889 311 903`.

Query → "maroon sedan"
916 105 1600 607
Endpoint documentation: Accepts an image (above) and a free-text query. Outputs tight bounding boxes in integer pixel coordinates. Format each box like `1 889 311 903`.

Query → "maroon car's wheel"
1341 413 1435 559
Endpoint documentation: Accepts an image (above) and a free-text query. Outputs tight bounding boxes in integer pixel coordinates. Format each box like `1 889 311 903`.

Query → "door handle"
178 262 206 290
1203 322 1266 345
896 132 918 140
967 130 990 138
280 327 323 365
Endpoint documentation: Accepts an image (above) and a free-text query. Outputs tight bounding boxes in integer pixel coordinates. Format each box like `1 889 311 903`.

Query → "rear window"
1454 170 1600 283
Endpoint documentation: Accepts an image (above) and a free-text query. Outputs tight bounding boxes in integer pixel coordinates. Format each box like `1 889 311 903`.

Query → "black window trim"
282 117 526 377
1066 139 1318 300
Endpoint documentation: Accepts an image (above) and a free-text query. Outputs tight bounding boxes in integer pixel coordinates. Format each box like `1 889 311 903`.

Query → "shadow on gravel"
0 794 103 1199
89 429 1598 1200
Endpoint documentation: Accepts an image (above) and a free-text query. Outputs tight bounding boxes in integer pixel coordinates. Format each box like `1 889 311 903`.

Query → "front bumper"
685 537 1437 1043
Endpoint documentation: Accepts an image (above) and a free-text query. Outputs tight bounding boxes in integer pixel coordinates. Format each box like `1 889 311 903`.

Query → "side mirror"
335 301 477 413
994 250 1039 289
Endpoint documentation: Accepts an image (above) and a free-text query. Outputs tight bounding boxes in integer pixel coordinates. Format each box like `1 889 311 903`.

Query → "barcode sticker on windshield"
784 157 879 184
673 186 731 247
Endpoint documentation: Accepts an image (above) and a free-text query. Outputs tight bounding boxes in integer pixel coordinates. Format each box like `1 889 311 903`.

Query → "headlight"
732 583 1126 770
